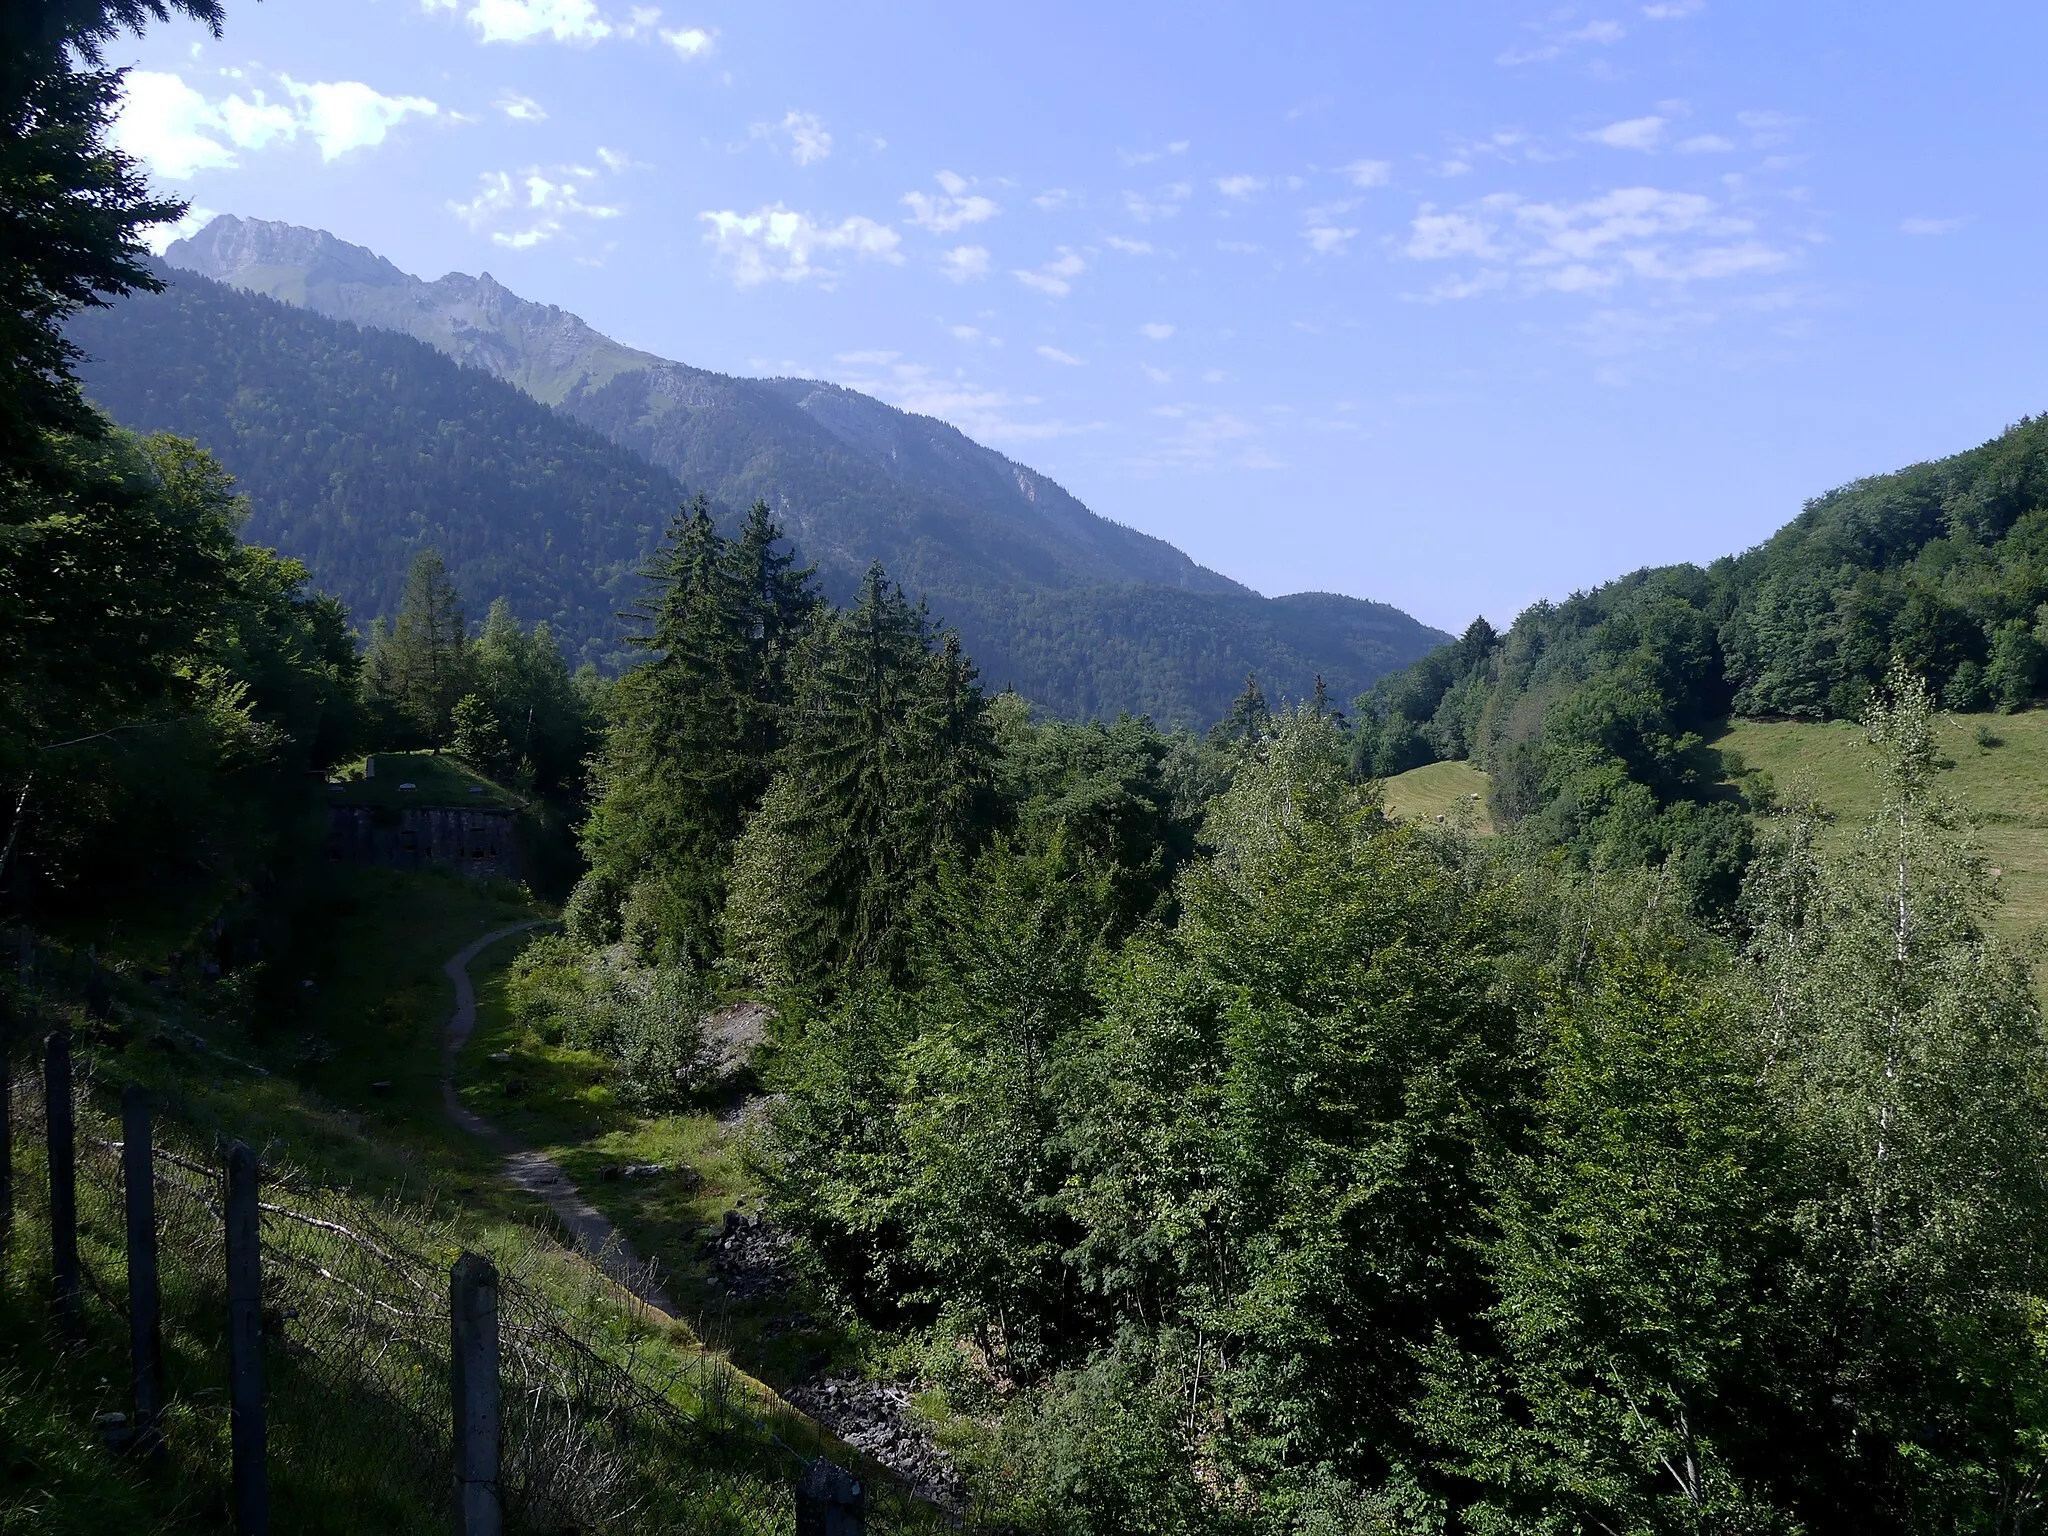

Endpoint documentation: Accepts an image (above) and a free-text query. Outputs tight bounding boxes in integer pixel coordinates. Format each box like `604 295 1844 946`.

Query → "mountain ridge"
164 215 1254 603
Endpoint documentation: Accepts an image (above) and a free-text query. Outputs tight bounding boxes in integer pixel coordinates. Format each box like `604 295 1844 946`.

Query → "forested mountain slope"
1350 411 2048 909
71 264 1445 714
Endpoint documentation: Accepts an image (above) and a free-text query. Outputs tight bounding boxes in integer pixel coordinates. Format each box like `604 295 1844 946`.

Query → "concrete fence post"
121 1085 163 1457
796 1457 866 1536
43 1030 79 1338
225 1140 268 1534
450 1251 502 1536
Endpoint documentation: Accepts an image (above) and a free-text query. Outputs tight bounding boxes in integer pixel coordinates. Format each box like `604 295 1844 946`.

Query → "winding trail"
441 922 677 1317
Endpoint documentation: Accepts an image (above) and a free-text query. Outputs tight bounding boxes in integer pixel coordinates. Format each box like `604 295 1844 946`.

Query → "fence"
3 1032 871 1534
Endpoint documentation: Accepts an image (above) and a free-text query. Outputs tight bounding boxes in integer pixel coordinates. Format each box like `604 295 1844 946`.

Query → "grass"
0 864 945 1533
456 941 855 1387
325 751 517 810
1708 708 2048 941
1381 759 1495 834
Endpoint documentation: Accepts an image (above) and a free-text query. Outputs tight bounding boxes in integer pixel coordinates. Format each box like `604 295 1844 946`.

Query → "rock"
788 1377 964 1509
487 1050 513 1064
370 1079 393 1095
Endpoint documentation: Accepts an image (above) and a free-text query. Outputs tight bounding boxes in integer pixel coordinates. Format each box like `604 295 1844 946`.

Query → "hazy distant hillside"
71 265 1448 719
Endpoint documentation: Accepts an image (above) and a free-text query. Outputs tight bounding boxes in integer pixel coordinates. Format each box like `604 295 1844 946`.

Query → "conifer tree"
573 497 818 960
363 549 469 746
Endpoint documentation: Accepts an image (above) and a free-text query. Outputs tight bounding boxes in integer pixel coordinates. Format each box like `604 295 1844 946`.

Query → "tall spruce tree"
572 497 818 961
725 563 996 991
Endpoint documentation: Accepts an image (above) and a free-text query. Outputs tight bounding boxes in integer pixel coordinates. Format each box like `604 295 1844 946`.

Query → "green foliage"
724 565 996 994
505 931 714 1111
573 498 819 962
363 547 469 746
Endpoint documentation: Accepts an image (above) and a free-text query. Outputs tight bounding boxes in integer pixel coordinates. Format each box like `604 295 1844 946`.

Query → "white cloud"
1304 225 1358 254
1037 346 1083 365
1014 248 1086 297
1214 174 1264 199
1106 235 1154 255
1139 322 1175 340
939 244 990 281
452 161 625 247
113 69 434 177
495 90 546 121
1118 140 1189 167
767 110 832 165
1123 182 1192 222
1403 185 1790 298
1140 364 1172 384
1584 115 1665 151
1901 216 1962 236
1678 133 1734 153
284 78 439 159
461 0 611 44
661 25 713 56
699 204 902 286
1339 159 1391 188
1642 0 1703 16
1033 187 1074 211
902 172 999 233
835 349 900 365
1498 17 1625 65
595 145 636 172
949 324 982 342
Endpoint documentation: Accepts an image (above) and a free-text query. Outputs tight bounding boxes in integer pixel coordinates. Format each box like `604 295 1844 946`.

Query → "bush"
506 936 716 1111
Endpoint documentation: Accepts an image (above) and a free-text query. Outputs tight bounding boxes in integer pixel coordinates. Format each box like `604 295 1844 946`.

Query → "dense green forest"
74 231 1449 722
11 1 2048 1530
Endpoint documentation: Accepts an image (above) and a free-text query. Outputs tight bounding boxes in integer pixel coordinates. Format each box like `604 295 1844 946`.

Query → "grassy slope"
455 942 852 1386
1381 759 1495 834
1 866 931 1533
1710 709 2048 940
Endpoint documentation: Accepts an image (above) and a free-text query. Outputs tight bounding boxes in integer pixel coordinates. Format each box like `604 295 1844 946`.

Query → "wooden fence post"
225 1140 268 1535
122 1085 163 1457
450 1251 502 1536
0 994 13 1268
796 1457 866 1536
44 1029 79 1338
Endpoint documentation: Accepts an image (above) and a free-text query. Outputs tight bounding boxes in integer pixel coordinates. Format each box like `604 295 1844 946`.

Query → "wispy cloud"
831 357 1103 443
1014 247 1087 296
1214 174 1265 199
1497 16 1625 66
1106 235 1154 255
451 160 626 248
1403 185 1789 300
494 90 545 121
939 244 990 281
1304 224 1359 254
902 170 999 233
1677 133 1734 153
699 204 902 286
1139 322 1175 340
1900 216 1962 236
1339 159 1392 188
661 24 712 56
1118 140 1189 168
1037 345 1083 365
1583 115 1666 151
1123 183 1192 223
752 109 832 165
1642 0 1703 17
113 69 438 177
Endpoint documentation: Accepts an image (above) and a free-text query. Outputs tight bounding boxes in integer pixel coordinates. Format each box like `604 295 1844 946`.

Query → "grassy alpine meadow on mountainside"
1379 758 1495 833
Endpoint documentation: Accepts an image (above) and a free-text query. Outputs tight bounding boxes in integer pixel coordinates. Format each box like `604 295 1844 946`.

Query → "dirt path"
441 922 678 1317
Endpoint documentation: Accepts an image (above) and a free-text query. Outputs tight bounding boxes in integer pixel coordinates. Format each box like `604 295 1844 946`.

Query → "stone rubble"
788 1377 965 1510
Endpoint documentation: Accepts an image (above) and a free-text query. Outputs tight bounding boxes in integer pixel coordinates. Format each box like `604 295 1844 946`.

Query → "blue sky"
109 0 2048 633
